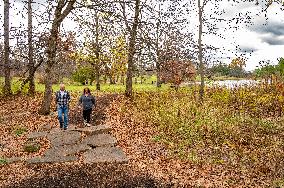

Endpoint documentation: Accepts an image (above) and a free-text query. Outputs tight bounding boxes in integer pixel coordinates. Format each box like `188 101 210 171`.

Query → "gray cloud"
261 35 284 45
239 46 258 53
250 22 284 37
248 20 284 45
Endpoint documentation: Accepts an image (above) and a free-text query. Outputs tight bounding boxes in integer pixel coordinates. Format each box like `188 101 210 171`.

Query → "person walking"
78 87 96 127
55 84 71 130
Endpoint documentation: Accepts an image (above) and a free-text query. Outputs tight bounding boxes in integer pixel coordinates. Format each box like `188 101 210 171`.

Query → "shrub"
72 67 95 85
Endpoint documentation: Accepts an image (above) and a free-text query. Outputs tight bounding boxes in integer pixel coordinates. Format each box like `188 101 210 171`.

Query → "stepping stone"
70 125 112 136
27 155 78 164
82 134 117 147
7 157 24 163
82 147 128 164
27 131 48 139
47 131 81 147
40 124 53 131
44 144 91 157
49 127 62 133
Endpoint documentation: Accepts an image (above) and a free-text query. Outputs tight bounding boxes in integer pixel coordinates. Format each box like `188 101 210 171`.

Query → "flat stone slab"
44 144 91 157
83 147 128 164
7 157 24 163
40 124 53 131
70 125 112 136
48 127 62 133
27 155 78 164
47 131 81 147
82 134 117 147
27 131 48 139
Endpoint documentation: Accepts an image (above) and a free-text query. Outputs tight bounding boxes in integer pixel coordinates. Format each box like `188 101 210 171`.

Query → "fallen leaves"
0 90 283 187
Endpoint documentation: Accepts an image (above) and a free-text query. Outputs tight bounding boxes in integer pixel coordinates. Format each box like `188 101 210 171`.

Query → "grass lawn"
35 83 171 94
0 77 171 95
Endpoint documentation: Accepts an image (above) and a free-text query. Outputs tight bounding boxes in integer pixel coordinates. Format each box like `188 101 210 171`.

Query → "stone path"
24 125 128 164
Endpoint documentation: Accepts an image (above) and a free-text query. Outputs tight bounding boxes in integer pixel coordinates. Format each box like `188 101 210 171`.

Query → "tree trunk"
156 68 161 87
125 0 140 97
103 75 107 84
95 12 100 91
110 75 115 84
21 56 44 92
40 25 59 115
3 0 12 95
120 74 125 85
116 75 120 83
156 6 161 88
95 66 100 90
40 64 53 115
198 0 205 102
27 0 35 95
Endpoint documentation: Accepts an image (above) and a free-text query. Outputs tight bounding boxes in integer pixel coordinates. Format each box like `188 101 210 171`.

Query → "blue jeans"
57 105 69 129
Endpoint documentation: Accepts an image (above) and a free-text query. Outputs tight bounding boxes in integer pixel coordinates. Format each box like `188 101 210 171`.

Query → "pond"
210 79 260 88
184 79 260 88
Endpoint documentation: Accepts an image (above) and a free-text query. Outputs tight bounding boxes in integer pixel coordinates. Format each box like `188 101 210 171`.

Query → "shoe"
60 123 63 129
86 123 91 127
63 126 68 130
83 120 87 126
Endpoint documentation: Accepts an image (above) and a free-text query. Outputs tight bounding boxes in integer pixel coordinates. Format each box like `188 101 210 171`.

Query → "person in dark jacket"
78 87 96 127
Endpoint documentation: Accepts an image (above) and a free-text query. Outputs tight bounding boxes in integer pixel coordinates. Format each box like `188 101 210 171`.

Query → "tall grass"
113 85 284 175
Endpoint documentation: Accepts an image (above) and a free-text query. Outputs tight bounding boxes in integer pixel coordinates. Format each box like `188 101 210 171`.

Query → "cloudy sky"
0 0 283 71
202 1 284 71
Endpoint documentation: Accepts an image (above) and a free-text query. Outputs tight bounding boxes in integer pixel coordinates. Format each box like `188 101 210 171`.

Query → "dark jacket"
79 94 96 110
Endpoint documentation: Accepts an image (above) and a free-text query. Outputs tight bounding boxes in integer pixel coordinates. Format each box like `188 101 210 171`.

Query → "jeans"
58 105 69 129
83 108 92 123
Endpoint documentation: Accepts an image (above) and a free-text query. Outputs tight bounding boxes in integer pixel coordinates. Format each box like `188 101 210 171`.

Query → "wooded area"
1 0 284 187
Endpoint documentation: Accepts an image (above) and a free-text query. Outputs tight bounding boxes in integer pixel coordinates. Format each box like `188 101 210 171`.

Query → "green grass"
0 158 7 165
273 179 284 188
0 76 172 94
13 126 27 137
0 77 25 94
0 75 252 95
133 75 158 84
35 82 171 93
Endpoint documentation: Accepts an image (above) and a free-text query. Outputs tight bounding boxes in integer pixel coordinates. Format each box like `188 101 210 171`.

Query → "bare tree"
125 0 141 97
27 0 35 95
94 11 101 90
40 0 76 115
198 0 205 102
3 0 12 95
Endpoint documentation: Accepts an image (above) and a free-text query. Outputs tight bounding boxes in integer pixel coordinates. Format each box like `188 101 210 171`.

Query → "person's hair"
83 87 91 94
60 83 65 90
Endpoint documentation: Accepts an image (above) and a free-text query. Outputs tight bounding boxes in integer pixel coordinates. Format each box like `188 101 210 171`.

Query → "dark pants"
83 108 92 123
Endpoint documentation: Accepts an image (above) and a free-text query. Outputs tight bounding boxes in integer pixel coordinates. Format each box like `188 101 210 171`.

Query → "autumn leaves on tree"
3 0 278 113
